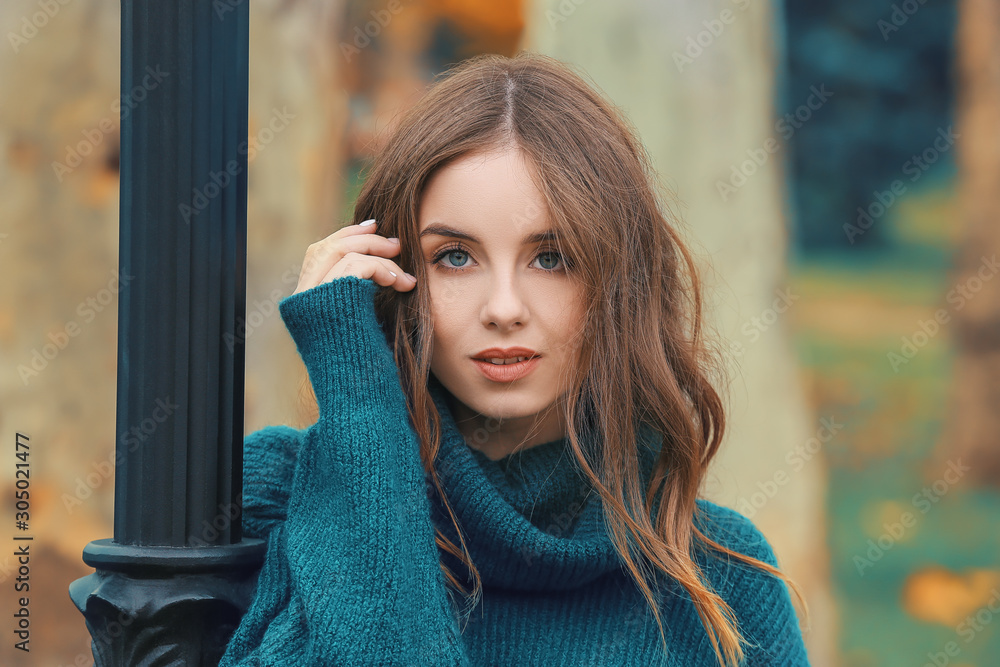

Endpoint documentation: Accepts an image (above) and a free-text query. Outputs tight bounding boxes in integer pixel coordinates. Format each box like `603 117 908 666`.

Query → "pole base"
69 537 266 667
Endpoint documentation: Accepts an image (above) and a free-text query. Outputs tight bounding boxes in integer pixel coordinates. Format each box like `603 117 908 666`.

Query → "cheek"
542 288 587 353
428 278 464 351
427 273 462 316
539 283 585 323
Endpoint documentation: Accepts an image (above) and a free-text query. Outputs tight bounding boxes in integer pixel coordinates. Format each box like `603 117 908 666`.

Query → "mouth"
471 347 540 363
470 347 541 382
478 356 535 365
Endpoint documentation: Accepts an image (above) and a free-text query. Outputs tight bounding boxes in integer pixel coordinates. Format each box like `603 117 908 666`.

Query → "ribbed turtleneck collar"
425 379 662 593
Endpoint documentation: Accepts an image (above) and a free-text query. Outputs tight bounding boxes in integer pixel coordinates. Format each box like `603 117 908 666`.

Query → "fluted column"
68 1 265 664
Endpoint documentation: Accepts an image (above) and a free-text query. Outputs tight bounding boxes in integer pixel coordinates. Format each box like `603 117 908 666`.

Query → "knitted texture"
220 276 812 666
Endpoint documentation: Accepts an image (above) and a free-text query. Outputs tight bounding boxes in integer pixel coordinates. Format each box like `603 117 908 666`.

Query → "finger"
300 219 380 272
296 226 398 292
328 218 380 240
321 253 417 292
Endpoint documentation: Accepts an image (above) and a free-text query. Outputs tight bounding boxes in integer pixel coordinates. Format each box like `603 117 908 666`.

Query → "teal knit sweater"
220 276 811 666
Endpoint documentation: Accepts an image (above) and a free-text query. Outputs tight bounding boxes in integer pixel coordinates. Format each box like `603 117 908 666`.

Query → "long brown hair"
295 51 808 666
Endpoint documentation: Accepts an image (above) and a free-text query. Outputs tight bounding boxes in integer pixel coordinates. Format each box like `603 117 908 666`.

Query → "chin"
437 374 538 418
469 389 557 421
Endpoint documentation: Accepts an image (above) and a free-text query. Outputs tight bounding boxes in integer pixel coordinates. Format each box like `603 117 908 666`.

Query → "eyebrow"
418 223 558 245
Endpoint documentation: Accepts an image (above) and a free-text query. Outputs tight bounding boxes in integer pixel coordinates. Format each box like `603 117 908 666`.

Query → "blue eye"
535 251 563 271
432 246 470 271
430 244 569 273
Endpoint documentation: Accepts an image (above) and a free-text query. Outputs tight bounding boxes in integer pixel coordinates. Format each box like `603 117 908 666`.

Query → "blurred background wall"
2 0 997 666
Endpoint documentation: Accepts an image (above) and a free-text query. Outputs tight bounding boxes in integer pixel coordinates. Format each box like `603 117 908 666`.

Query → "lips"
471 347 540 363
471 347 541 383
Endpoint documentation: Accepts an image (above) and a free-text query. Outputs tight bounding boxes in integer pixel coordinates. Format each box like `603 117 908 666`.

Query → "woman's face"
417 146 586 459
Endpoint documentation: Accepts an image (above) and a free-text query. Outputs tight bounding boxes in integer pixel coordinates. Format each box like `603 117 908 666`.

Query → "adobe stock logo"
671 0 753 73
716 85 833 202
737 416 843 519
853 459 969 577
62 396 180 514
18 270 135 385
7 0 75 54
339 0 416 62
844 126 959 244
878 0 929 41
729 288 799 359
887 255 1000 373
51 65 170 182
920 587 1000 667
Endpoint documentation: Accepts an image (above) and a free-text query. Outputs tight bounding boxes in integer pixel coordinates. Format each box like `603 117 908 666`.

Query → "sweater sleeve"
694 500 812 667
239 425 303 541
221 276 470 666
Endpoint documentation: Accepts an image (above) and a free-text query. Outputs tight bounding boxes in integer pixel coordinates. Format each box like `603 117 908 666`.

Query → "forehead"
418 148 548 239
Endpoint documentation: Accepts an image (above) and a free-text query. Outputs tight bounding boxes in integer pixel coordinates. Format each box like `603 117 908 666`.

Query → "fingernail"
405 272 416 281
387 237 399 244
360 219 376 226
389 271 397 277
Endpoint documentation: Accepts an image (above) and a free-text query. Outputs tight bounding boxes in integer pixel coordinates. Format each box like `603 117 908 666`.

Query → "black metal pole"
69 1 265 664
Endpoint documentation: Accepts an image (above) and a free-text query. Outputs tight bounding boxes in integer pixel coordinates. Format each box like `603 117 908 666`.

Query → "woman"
222 52 811 666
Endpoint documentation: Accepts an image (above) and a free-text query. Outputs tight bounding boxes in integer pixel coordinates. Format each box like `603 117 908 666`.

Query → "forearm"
275 276 468 664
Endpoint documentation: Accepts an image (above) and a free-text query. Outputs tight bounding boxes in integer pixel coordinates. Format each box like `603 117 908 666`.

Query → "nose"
480 269 529 331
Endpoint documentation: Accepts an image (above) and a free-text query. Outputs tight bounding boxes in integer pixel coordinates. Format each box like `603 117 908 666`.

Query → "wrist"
277 276 400 419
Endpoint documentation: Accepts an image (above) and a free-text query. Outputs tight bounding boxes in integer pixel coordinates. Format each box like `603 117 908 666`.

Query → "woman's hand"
291 219 417 296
